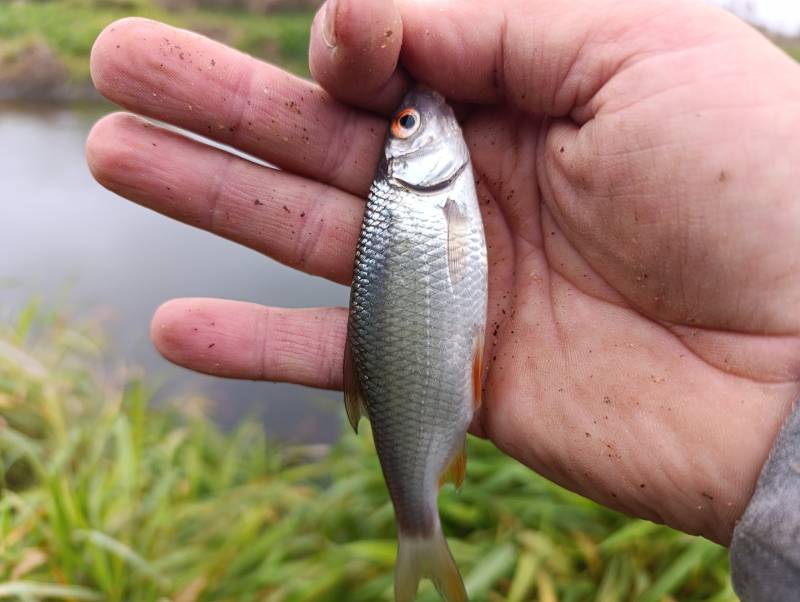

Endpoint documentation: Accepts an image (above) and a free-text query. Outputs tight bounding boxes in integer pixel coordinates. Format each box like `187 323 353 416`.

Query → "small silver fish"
345 85 488 601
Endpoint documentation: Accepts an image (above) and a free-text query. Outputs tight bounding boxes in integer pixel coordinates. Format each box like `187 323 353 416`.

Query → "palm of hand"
464 95 798 544
87 0 800 544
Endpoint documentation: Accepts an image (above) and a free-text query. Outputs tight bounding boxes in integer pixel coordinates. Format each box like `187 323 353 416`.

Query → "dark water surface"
0 104 348 442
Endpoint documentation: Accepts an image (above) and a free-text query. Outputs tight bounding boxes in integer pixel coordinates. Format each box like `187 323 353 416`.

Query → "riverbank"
2 2 799 103
0 1 314 102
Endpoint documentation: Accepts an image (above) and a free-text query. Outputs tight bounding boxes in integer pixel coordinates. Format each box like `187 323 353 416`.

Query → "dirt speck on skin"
640 483 645 488
718 170 728 183
300 211 306 218
559 146 564 153
602 396 611 404
384 29 393 37
208 343 215 348
254 199 264 206
211 59 216 66
702 492 714 500
283 205 291 213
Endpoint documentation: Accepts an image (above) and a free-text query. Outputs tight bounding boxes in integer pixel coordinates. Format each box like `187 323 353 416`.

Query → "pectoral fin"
439 438 467 491
443 199 469 286
472 331 484 411
343 338 366 433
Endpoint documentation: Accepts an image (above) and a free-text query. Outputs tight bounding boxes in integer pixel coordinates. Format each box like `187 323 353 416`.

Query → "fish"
344 85 488 602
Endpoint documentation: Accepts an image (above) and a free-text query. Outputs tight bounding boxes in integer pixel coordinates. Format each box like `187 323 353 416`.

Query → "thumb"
310 0 744 120
309 0 409 114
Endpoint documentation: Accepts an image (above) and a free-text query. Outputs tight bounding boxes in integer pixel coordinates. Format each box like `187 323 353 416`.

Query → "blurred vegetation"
782 41 800 62
0 0 314 87
0 303 738 601
0 0 799 100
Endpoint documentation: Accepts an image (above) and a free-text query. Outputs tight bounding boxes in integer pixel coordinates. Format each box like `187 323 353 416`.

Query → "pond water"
0 104 348 443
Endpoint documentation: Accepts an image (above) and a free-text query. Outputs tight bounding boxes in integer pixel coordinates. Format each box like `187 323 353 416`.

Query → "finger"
90 17 384 196
309 0 410 114
86 113 361 284
151 298 347 390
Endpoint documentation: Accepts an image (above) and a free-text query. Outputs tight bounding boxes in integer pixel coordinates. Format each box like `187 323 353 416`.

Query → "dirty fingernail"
323 0 338 49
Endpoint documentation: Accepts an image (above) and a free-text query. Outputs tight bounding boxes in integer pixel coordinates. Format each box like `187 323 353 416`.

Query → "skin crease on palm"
84 0 800 545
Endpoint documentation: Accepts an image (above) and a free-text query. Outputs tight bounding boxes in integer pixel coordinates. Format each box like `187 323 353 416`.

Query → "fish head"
383 85 469 192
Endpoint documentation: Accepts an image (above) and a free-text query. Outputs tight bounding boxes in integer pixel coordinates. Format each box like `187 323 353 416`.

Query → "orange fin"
443 199 469 286
343 338 366 433
472 331 484 411
439 439 467 491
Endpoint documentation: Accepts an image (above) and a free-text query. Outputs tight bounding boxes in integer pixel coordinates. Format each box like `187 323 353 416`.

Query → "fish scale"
351 180 473 533
345 86 487 602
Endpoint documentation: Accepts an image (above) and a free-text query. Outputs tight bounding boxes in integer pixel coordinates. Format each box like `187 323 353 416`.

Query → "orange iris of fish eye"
391 108 420 139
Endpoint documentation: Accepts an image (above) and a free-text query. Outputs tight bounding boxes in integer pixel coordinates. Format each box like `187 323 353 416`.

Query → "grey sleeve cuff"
730 399 800 601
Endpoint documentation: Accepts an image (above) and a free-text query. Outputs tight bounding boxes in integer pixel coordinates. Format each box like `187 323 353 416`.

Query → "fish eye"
391 108 421 139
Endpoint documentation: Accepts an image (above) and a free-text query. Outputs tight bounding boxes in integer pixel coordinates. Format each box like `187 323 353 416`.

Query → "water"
0 104 349 442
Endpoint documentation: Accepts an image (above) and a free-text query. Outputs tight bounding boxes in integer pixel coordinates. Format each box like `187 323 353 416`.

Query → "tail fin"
395 526 467 602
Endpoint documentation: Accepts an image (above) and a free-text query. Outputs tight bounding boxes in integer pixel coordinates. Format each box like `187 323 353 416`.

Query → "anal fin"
343 338 366 433
439 438 467 491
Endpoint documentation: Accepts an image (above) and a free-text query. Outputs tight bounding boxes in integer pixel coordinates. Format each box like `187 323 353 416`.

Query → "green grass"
0 0 314 82
782 43 800 62
0 0 798 93
0 302 737 601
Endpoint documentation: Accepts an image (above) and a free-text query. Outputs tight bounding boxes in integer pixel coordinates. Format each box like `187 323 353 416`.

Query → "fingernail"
322 0 338 49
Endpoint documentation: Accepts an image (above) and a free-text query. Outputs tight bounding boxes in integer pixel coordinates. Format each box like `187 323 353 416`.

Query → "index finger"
90 17 385 196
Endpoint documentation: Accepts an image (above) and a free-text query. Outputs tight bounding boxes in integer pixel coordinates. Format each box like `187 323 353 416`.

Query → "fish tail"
395 524 467 602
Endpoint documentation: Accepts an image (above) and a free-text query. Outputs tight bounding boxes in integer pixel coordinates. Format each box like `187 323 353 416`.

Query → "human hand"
86 0 800 545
